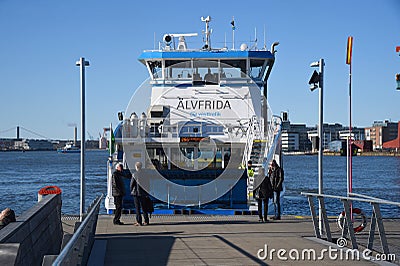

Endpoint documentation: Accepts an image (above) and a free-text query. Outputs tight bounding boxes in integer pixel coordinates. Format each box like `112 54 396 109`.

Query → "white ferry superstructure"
105 16 282 214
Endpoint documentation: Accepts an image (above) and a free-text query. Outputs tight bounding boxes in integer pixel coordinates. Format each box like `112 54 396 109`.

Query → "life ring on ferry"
38 186 62 195
337 208 367 233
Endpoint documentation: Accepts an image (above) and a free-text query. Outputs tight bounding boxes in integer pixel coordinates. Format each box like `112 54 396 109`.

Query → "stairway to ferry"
247 139 267 211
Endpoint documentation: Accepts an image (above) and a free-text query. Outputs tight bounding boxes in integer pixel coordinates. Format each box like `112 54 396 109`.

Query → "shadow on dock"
58 214 400 265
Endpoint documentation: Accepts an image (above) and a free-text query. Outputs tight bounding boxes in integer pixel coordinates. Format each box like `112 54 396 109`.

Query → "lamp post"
76 57 90 221
309 58 324 235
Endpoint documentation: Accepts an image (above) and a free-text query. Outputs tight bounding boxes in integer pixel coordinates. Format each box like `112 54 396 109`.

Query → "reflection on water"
0 151 398 217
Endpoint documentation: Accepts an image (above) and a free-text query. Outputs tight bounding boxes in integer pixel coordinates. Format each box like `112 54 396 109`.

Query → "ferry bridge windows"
149 58 265 84
220 60 246 79
193 60 219 85
165 60 192 80
249 59 268 80
147 61 162 79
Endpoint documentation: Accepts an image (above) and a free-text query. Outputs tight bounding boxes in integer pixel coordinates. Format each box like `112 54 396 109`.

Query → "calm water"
283 155 400 218
0 151 399 217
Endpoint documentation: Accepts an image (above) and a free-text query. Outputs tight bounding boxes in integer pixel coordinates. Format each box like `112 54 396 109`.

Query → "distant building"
307 123 365 152
365 120 398 150
281 132 299 152
338 128 365 141
328 140 342 152
281 118 312 152
353 140 373 152
14 139 53 150
0 138 15 150
382 121 400 150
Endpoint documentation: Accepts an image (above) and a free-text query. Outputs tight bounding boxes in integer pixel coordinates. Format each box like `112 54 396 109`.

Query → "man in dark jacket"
112 163 131 225
254 168 273 222
270 159 284 220
130 162 150 226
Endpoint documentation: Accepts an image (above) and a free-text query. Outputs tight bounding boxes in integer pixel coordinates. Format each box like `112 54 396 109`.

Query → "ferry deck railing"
301 192 400 255
241 115 258 169
51 194 103 266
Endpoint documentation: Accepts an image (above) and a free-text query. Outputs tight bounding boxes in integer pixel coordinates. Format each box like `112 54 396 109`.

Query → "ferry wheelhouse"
105 17 282 214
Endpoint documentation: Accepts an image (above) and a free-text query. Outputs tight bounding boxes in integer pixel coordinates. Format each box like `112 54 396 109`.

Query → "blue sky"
0 0 399 139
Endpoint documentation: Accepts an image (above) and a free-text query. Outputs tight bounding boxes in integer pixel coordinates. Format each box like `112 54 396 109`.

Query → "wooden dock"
61 215 399 265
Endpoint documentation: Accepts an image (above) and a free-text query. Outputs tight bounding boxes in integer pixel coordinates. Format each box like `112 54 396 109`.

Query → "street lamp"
76 57 90 221
308 58 324 235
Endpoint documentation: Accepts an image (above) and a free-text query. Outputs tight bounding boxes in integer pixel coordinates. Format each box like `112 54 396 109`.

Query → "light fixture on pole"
308 58 324 235
76 57 90 221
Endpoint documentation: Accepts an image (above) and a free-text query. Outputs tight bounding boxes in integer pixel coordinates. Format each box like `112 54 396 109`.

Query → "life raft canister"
337 207 367 233
38 186 62 202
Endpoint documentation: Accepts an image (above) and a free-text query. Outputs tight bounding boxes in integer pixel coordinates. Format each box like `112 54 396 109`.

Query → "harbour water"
0 151 399 217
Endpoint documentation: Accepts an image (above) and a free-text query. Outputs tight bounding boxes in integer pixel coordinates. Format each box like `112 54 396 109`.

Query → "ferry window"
165 60 192 80
249 59 266 79
148 61 162 79
220 60 246 78
193 60 219 85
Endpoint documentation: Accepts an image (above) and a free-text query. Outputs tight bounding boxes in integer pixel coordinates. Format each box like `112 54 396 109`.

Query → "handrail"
301 192 400 206
349 192 400 205
52 194 103 265
262 115 282 169
241 116 257 168
302 191 398 254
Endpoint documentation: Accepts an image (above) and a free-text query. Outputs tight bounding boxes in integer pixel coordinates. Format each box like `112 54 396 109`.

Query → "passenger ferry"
57 142 80 154
105 16 282 214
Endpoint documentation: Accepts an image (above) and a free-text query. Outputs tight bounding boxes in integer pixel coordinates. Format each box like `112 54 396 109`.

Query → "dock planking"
61 215 400 265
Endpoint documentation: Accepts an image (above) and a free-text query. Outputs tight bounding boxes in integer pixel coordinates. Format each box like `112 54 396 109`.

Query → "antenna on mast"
224 32 227 49
250 27 258 50
231 16 235 50
255 27 257 49
201 16 211 50
153 32 156 50
263 25 266 50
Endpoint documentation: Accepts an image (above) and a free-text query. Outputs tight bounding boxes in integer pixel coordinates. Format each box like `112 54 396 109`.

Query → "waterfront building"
0 138 15 151
382 121 400 150
14 139 54 150
307 123 343 152
338 128 365 141
307 123 365 152
365 120 398 150
328 140 342 152
281 119 312 152
281 131 299 152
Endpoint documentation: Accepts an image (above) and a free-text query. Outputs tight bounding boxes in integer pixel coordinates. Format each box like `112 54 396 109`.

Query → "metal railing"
121 117 254 140
262 115 282 169
241 116 258 168
52 194 103 266
301 192 400 255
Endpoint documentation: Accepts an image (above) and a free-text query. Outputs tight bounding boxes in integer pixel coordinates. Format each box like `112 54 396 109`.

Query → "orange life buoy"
337 208 367 233
38 186 62 195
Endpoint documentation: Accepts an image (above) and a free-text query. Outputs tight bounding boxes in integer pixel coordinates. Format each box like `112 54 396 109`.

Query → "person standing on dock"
130 162 150 226
254 168 273 222
270 160 284 220
112 163 131 225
